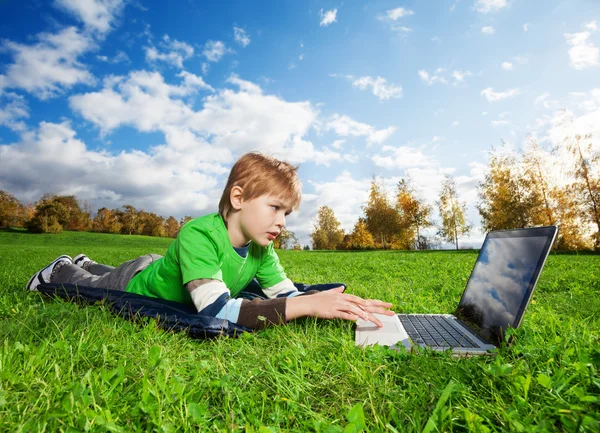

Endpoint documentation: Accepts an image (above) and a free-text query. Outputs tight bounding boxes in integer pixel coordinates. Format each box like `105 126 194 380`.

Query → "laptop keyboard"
398 315 478 348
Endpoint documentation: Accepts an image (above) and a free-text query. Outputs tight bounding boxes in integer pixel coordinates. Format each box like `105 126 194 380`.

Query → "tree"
395 178 433 250
137 211 165 237
20 203 36 228
27 196 69 234
303 245 310 251
92 207 122 234
273 228 299 249
521 138 557 227
310 205 344 250
180 215 194 228
118 205 138 235
0 190 22 228
164 216 180 238
51 195 91 231
522 137 588 249
438 176 471 249
478 147 537 231
362 177 401 249
346 218 375 250
566 134 600 249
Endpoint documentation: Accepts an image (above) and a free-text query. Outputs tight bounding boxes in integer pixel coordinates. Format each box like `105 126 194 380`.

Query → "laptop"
355 226 558 355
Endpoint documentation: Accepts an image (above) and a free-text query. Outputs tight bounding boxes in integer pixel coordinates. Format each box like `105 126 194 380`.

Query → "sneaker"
26 255 73 291
73 254 96 268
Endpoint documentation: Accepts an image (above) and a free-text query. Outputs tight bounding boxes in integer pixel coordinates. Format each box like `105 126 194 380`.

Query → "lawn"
0 230 598 432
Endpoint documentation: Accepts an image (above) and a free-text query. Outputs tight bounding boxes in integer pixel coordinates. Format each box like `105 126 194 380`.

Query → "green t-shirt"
125 213 288 304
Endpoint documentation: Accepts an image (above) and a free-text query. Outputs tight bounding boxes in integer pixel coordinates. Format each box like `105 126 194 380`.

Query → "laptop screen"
455 226 557 346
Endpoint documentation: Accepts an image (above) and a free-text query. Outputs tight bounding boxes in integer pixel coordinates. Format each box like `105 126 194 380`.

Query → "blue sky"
1 0 599 248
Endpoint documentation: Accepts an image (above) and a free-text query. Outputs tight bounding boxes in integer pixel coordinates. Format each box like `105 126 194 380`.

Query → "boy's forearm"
285 295 314 321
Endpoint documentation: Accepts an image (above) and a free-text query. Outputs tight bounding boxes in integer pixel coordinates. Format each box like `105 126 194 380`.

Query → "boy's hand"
286 286 395 327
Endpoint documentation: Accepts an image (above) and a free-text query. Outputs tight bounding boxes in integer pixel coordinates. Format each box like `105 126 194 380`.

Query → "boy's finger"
342 294 367 305
365 299 393 308
366 313 383 328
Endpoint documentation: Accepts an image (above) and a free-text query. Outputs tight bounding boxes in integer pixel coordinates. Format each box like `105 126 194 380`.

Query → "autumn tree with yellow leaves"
438 176 471 249
477 148 538 231
395 178 433 250
362 177 401 249
566 134 600 249
521 137 588 249
345 218 375 250
310 205 344 250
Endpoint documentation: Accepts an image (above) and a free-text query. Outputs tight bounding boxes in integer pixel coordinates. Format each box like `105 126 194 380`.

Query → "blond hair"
218 152 302 220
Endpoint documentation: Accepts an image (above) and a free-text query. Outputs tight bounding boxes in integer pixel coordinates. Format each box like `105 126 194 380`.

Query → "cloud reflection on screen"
456 236 548 344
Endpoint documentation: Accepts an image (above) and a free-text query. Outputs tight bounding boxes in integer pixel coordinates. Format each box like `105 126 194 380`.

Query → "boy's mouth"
267 231 279 240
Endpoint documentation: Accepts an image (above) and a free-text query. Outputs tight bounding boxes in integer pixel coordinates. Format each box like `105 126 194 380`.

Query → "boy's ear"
230 186 244 210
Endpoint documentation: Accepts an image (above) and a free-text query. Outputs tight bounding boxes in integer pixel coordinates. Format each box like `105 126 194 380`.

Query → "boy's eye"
271 205 280 211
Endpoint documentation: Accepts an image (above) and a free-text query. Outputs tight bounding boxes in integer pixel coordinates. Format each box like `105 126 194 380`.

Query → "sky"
1 0 599 248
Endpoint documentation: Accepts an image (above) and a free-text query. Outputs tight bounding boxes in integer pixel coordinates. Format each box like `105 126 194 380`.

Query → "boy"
27 152 394 329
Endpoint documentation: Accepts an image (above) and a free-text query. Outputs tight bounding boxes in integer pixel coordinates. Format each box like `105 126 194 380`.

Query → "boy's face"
234 193 293 247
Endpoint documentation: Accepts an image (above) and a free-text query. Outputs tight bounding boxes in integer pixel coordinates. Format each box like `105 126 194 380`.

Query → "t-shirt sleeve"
177 223 223 284
254 243 288 289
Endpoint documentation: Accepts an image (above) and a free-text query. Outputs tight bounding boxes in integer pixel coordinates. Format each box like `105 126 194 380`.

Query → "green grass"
1 230 599 432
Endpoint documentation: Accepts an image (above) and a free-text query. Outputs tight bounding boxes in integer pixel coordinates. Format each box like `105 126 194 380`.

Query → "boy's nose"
277 214 286 228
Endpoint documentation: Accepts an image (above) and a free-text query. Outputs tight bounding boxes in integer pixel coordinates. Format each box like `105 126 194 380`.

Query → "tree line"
310 133 599 251
0 192 193 238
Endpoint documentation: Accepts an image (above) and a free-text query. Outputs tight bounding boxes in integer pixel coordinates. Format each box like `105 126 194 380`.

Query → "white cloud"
474 0 507 13
481 26 496 35
384 7 415 20
546 90 600 148
0 27 95 99
534 92 559 110
69 70 213 133
585 20 599 32
331 139 346 149
54 0 125 34
452 121 460 127
564 30 599 70
70 71 316 160
351 76 403 100
392 26 413 33
325 114 396 145
418 70 447 85
418 68 472 86
320 9 338 27
97 50 129 64
569 89 600 112
491 119 510 127
451 70 473 84
0 92 29 132
501 62 513 70
233 27 251 47
203 40 231 62
145 35 194 69
523 23 529 32
302 171 372 237
481 87 520 102
372 145 436 169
